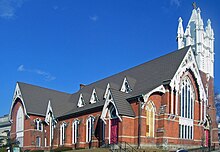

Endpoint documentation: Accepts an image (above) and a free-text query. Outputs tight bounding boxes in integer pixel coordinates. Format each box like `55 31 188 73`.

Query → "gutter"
137 94 144 149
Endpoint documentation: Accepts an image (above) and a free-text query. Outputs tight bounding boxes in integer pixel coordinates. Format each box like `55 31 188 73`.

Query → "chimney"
80 84 86 89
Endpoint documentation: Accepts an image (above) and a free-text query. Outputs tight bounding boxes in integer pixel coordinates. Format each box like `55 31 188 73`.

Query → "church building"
9 6 218 151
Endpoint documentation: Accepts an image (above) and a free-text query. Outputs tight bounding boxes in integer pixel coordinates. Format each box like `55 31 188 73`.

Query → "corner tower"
177 5 214 77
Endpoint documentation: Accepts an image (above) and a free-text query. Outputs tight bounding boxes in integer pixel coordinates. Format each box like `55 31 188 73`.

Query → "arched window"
179 76 195 140
16 106 24 147
72 119 79 144
146 101 155 137
86 116 95 143
34 119 43 131
60 122 66 145
180 77 194 119
36 136 41 147
110 105 117 119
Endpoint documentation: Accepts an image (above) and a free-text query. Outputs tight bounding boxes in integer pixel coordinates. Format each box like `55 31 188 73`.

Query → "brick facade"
10 69 218 151
9 6 218 151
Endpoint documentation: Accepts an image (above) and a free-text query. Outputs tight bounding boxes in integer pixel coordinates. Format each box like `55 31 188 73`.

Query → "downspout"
138 95 143 149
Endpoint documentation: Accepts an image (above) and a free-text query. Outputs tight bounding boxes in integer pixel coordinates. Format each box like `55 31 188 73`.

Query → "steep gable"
13 46 190 118
17 82 72 117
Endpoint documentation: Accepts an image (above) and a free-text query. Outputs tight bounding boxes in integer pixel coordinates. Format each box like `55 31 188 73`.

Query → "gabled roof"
15 46 190 118
17 82 72 117
110 89 134 117
77 46 190 97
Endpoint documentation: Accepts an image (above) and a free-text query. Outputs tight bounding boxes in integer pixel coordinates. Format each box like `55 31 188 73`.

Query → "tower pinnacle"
176 6 214 77
192 2 197 9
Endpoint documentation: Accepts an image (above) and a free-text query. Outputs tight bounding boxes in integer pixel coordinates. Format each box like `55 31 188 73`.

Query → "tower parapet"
177 7 214 77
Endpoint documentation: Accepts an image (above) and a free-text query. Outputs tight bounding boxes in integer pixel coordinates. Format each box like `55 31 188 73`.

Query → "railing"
122 142 138 152
99 138 138 152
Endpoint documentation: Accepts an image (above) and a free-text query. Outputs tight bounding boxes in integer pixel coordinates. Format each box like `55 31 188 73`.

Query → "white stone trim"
89 89 99 104
142 85 165 108
170 48 207 116
120 77 132 93
9 83 28 120
77 93 85 107
100 89 122 123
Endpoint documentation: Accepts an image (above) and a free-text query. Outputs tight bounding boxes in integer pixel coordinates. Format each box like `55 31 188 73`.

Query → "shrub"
0 147 6 152
53 146 73 152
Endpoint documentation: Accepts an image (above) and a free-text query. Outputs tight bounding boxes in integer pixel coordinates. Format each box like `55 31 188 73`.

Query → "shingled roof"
18 82 72 117
17 46 190 118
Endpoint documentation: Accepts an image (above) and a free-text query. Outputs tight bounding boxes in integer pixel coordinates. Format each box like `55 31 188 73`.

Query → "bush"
0 147 6 152
53 146 73 152
30 150 44 152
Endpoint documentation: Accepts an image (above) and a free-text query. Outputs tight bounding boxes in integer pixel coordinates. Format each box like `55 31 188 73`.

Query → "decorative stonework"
177 7 214 77
9 83 28 119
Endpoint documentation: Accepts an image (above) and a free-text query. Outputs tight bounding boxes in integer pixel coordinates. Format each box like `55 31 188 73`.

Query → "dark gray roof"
18 82 73 117
110 89 134 117
77 46 189 96
17 46 190 118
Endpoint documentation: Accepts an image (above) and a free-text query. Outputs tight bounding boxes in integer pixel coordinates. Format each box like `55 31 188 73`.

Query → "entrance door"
110 119 118 144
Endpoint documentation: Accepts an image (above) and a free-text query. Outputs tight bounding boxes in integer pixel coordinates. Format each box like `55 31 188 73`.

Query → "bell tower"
177 4 214 77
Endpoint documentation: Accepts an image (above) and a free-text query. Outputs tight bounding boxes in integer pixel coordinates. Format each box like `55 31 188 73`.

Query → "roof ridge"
74 46 190 92
17 81 72 95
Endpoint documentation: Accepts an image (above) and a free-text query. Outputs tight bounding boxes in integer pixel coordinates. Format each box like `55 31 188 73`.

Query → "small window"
90 89 99 104
36 136 41 147
110 106 117 119
77 94 85 107
35 119 43 131
120 77 132 93
45 138 47 147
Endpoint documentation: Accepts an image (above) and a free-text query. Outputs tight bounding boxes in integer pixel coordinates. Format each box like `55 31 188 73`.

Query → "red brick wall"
200 71 219 146
11 68 219 151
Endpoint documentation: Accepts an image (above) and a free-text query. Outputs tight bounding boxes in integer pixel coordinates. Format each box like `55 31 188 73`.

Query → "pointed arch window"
121 77 132 93
36 136 41 147
146 101 155 137
90 89 99 104
180 77 195 119
34 119 43 131
109 104 117 119
86 116 95 143
60 122 67 145
179 76 194 140
72 119 79 144
77 94 85 107
16 106 24 147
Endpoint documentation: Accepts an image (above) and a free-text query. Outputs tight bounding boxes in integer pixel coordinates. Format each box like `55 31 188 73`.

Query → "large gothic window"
16 106 24 147
146 101 155 137
180 77 194 119
179 76 194 140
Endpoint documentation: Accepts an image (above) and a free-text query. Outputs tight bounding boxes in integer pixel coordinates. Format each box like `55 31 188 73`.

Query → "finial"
192 2 197 9
207 19 211 26
178 17 182 23
197 7 201 14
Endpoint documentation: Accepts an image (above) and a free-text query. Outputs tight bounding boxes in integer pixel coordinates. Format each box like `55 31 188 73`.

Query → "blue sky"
0 0 219 117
